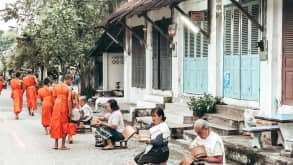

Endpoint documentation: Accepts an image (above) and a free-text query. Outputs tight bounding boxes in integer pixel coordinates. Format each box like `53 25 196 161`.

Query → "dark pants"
134 149 169 165
96 126 124 142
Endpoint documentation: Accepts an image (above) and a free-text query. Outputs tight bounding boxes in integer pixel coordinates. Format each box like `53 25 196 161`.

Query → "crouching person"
190 119 225 165
134 108 170 165
95 99 125 150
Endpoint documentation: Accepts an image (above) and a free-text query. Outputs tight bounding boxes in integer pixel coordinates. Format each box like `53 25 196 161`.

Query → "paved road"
0 88 188 165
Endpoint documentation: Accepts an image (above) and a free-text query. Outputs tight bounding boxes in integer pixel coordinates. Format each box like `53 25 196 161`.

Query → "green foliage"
0 0 110 74
187 94 224 118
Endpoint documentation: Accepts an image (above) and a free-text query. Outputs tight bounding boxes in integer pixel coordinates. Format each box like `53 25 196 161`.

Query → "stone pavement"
0 88 189 165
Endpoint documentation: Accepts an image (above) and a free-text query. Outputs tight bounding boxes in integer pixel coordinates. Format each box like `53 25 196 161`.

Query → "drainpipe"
274 99 278 114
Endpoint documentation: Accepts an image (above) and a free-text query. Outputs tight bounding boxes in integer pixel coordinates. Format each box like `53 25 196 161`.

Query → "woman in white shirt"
189 119 225 165
95 99 125 150
134 107 170 165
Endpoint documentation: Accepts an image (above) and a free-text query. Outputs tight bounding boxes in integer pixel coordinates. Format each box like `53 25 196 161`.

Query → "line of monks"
0 76 3 95
10 71 78 150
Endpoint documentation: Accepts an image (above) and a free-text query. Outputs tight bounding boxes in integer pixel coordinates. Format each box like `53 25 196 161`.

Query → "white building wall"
103 53 124 91
123 0 290 115
124 7 173 103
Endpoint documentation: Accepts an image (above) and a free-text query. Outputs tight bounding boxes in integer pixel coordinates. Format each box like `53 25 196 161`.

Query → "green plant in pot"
187 94 224 118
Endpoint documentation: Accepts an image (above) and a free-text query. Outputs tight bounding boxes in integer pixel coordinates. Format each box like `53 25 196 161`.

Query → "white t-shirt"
191 131 226 165
145 122 170 154
108 110 125 133
81 104 93 122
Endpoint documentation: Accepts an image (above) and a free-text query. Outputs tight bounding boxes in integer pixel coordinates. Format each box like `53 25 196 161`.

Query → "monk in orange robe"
50 74 73 150
68 90 78 144
10 72 23 120
38 78 53 135
23 70 38 116
0 76 3 95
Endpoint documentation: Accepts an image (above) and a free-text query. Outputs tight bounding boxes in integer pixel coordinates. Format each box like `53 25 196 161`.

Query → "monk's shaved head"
64 74 73 81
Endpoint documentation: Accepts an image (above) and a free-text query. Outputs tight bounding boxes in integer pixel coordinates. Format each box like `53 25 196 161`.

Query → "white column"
260 0 283 115
124 30 132 101
145 22 153 94
208 0 219 96
172 14 181 98
103 53 108 90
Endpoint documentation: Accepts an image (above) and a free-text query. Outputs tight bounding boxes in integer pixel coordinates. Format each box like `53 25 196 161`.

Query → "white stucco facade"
103 53 124 91
120 0 293 115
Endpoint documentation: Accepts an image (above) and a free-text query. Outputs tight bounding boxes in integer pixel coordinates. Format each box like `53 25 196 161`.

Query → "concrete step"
144 94 172 104
208 122 239 136
216 104 246 119
204 113 244 130
136 100 159 108
183 130 197 141
178 133 293 165
164 103 193 124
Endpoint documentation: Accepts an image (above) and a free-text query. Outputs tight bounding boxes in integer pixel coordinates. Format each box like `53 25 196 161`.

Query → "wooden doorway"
152 19 172 90
282 0 293 105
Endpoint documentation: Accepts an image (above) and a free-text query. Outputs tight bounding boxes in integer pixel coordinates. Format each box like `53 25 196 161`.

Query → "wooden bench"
243 125 280 149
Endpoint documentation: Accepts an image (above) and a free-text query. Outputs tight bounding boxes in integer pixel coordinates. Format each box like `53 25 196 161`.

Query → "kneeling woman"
96 99 125 150
135 108 170 165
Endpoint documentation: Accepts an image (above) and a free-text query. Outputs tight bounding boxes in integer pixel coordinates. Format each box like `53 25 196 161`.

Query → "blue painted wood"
223 3 260 101
183 25 208 95
255 114 293 123
243 126 280 132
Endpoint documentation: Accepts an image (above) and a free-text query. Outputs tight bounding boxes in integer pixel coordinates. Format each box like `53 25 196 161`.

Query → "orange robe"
69 91 78 136
38 86 53 127
10 78 23 114
0 77 3 93
72 91 77 108
23 75 37 110
50 83 70 139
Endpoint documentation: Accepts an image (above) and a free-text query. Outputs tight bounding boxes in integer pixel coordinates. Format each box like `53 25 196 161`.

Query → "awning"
89 26 124 57
105 0 187 27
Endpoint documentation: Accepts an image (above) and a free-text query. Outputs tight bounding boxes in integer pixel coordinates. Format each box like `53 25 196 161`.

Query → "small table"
255 114 293 151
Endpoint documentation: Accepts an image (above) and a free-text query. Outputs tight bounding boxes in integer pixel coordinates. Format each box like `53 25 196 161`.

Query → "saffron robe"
50 83 71 139
0 77 3 93
23 75 37 110
11 78 23 114
38 86 53 127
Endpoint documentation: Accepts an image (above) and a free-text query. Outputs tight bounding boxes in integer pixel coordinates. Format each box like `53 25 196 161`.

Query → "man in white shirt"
189 119 225 165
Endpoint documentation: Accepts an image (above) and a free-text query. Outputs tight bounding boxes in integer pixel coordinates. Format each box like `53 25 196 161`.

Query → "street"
0 88 188 165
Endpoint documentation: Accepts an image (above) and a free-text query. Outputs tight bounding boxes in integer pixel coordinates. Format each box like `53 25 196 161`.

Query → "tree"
1 0 109 77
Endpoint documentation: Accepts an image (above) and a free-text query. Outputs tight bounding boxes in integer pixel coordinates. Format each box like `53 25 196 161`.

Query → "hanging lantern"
168 24 177 38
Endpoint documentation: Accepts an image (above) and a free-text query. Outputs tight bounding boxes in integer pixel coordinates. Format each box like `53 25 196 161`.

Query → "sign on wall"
189 11 207 21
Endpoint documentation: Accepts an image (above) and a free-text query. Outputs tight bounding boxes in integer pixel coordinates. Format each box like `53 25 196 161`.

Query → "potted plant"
187 94 224 118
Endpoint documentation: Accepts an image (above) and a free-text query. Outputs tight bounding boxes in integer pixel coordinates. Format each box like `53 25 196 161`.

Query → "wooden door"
224 7 241 99
132 26 146 88
183 21 208 95
282 0 293 105
152 19 172 90
223 2 260 101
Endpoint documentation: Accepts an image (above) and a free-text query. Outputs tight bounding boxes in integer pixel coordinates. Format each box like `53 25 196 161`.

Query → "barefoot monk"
23 69 38 116
50 74 73 150
38 78 53 135
0 76 3 95
11 72 23 120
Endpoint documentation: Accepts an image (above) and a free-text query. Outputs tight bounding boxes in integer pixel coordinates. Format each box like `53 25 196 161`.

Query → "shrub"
187 94 224 118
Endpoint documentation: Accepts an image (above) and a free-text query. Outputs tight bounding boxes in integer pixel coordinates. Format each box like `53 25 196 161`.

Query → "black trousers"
134 149 169 165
